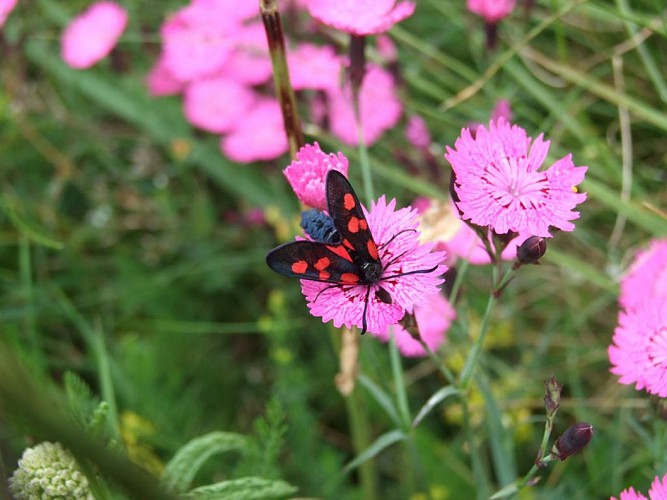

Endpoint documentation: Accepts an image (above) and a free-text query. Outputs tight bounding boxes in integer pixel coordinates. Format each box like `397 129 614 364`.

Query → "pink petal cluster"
0 0 17 27
609 238 667 397
612 472 667 500
405 116 431 149
61 2 128 69
288 44 342 91
328 65 402 146
283 142 349 210
467 0 516 23
445 118 588 238
619 239 667 312
378 291 456 357
302 196 446 335
308 0 416 35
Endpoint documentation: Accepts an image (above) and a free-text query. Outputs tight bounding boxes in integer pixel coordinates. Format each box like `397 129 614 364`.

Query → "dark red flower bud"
552 423 593 461
544 376 562 415
517 236 547 265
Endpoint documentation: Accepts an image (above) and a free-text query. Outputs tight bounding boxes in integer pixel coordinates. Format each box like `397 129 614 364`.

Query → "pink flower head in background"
160 1 247 83
491 99 512 123
283 143 349 210
328 65 402 146
0 0 17 27
612 472 667 500
378 291 455 357
61 1 128 69
146 55 185 96
608 300 667 397
183 76 257 133
619 238 667 312
288 43 342 91
308 0 416 35
220 99 288 163
467 0 516 23
414 197 523 265
302 196 446 335
445 118 587 238
405 116 431 149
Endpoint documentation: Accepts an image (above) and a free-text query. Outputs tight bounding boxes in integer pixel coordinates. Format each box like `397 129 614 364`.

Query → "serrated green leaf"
184 477 297 500
162 432 249 493
343 429 406 473
412 385 459 428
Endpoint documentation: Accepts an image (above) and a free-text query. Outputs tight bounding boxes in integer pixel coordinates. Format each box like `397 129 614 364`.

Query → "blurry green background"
1 0 666 498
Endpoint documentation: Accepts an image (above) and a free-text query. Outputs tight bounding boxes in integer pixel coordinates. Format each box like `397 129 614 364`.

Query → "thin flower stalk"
260 0 304 159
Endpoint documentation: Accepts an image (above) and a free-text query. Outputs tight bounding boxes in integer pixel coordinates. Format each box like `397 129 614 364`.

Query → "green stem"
458 293 497 389
19 235 39 356
345 384 377 500
260 0 304 159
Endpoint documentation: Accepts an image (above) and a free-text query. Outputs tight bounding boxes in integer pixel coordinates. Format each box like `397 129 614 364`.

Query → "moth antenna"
378 228 417 250
360 285 372 335
382 265 440 280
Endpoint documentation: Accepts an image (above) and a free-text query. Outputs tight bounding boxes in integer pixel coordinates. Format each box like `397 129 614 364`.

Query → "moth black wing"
266 240 363 284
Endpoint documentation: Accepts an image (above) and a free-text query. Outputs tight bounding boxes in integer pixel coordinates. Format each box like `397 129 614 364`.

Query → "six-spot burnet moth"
266 170 438 335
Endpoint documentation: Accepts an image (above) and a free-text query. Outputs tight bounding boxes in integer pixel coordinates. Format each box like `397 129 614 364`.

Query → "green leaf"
184 477 297 499
358 374 402 428
489 482 520 499
162 432 249 493
412 385 459 428
343 429 406 473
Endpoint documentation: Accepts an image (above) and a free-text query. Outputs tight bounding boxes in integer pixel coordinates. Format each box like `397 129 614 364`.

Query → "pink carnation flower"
328 65 402 146
378 291 455 357
283 143 349 210
288 43 342 91
301 196 446 335
0 0 17 27
61 1 128 69
467 0 516 23
220 99 288 163
445 118 587 238
608 300 667 397
217 22 272 86
183 76 257 133
308 0 416 35
619 238 667 312
612 472 667 500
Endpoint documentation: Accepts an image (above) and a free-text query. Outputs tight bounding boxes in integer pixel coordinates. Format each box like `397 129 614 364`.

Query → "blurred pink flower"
160 1 242 82
184 76 257 133
220 99 288 163
376 34 398 61
217 22 271 85
308 0 416 35
61 1 128 69
328 65 402 146
612 472 667 500
405 116 431 148
0 0 17 27
619 238 667 312
146 56 185 96
378 291 455 357
283 142 349 210
609 300 667 397
288 43 342 91
491 99 512 123
302 196 446 335
414 197 523 265
445 118 587 238
467 0 516 23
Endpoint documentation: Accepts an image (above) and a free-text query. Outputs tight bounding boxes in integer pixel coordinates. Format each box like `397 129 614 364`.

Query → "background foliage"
1 0 666 498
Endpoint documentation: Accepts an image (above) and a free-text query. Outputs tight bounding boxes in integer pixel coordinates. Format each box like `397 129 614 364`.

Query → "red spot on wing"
348 217 360 233
326 244 353 262
292 260 308 274
344 193 356 210
314 257 330 270
343 239 354 250
341 273 360 284
367 240 379 260
319 271 330 280
359 219 368 230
